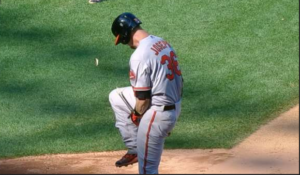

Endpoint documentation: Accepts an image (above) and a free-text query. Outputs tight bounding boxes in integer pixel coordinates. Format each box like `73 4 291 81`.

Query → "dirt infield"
0 105 298 174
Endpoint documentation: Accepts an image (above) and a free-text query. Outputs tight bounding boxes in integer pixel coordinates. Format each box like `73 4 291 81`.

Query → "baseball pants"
109 86 181 174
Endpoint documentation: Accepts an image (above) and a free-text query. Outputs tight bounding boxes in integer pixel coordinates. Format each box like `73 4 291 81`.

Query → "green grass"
0 0 298 158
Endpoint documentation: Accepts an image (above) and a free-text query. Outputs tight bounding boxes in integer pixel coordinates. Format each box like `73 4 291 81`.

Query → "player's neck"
131 29 149 49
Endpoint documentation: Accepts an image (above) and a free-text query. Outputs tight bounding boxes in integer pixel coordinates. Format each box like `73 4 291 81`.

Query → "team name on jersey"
150 40 170 55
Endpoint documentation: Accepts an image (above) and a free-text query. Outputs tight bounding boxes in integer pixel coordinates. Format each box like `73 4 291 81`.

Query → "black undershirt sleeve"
134 90 151 100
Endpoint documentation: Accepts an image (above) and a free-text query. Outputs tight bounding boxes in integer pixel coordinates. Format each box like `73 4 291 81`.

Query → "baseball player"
109 12 183 174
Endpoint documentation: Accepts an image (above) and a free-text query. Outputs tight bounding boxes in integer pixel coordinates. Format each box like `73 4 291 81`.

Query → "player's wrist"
133 109 142 116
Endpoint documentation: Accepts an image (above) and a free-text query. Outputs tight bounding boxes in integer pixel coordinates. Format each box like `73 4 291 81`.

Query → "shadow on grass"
0 118 118 158
0 80 38 95
0 3 126 158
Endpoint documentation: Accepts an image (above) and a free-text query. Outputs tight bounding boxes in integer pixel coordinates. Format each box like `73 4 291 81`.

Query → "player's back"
130 35 183 106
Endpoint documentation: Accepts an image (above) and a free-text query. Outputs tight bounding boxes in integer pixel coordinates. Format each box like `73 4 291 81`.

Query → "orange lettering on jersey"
151 48 159 55
150 40 170 55
160 51 181 80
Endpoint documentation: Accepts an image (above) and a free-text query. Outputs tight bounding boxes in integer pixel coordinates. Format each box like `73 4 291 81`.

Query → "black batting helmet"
111 12 142 45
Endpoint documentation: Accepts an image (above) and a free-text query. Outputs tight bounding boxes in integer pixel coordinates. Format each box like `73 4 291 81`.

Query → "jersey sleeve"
129 60 151 91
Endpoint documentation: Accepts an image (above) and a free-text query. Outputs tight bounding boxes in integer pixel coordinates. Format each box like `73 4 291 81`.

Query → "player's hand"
130 112 143 126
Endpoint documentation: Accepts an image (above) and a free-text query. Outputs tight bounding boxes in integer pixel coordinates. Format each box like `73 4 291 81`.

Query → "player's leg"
109 86 138 166
137 108 177 174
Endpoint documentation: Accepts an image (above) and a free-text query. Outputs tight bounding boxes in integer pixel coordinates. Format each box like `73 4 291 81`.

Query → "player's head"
111 12 142 45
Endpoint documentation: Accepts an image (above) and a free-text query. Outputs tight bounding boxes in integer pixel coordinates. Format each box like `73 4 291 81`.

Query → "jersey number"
160 51 182 80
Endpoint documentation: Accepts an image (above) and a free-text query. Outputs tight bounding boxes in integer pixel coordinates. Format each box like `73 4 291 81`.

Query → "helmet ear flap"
121 28 131 44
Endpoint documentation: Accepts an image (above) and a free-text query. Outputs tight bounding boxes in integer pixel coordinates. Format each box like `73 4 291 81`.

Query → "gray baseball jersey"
129 35 183 106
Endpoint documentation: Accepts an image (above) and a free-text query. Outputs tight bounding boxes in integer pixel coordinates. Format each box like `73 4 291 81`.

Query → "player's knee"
109 89 117 105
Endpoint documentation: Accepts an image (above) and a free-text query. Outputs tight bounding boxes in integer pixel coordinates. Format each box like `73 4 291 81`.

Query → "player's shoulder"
130 36 157 61
148 35 164 43
130 48 146 63
140 35 164 46
130 35 169 62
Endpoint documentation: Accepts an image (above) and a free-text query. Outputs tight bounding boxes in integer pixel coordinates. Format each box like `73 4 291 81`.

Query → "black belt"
163 104 176 111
